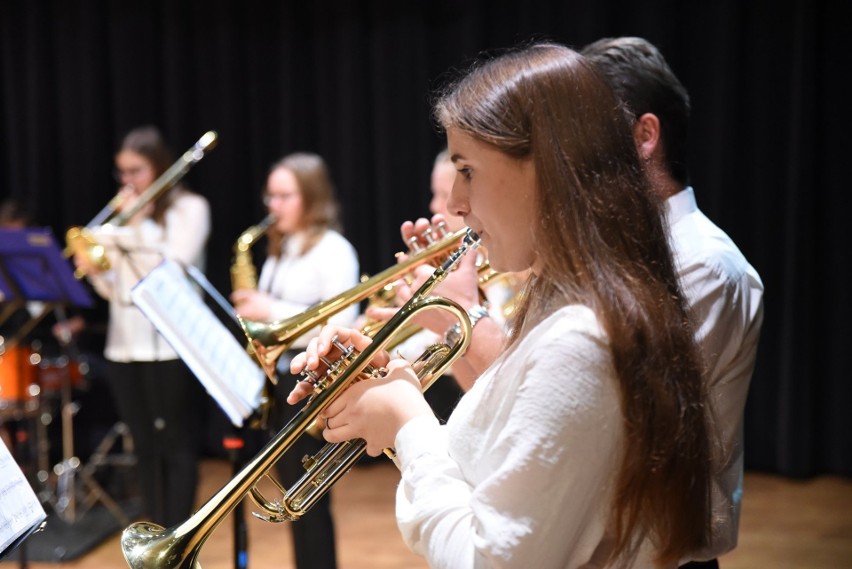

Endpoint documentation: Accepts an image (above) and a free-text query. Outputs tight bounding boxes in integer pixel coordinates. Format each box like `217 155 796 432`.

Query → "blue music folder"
0 227 94 307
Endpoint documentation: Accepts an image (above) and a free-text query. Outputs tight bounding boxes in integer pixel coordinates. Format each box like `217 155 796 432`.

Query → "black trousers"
107 359 204 527
681 560 720 569
270 355 338 569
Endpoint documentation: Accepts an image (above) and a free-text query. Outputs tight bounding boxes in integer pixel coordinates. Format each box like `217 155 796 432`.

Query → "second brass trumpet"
238 224 471 381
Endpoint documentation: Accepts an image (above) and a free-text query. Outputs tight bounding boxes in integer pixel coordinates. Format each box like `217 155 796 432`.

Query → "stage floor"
2 459 850 569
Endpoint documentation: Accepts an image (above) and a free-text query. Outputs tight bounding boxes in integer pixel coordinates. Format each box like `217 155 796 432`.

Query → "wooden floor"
3 459 851 569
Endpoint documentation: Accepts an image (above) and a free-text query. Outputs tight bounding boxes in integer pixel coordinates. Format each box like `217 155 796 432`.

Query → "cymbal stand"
36 307 134 527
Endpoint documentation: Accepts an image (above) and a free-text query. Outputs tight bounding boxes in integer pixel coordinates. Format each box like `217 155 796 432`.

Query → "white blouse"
256 229 360 349
87 190 211 362
393 305 665 569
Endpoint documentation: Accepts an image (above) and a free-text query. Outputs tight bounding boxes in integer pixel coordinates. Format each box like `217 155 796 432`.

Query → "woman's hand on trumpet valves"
288 324 433 457
365 215 482 336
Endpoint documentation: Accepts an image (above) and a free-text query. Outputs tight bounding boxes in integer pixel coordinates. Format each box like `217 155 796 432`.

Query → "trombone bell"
65 226 111 277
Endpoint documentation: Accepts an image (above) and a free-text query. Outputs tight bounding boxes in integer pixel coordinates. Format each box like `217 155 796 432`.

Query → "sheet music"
0 438 46 558
130 260 265 427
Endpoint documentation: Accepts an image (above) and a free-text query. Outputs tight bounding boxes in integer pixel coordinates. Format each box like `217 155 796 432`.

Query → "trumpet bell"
121 521 201 569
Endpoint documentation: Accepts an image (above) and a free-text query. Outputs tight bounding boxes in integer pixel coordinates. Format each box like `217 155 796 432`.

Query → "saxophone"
230 214 276 291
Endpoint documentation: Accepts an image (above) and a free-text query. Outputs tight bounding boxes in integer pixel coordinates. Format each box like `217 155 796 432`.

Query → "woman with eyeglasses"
230 152 359 569
72 125 211 527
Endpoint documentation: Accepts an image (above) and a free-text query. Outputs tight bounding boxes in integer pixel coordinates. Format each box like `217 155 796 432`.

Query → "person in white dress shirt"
581 37 765 568
287 44 713 568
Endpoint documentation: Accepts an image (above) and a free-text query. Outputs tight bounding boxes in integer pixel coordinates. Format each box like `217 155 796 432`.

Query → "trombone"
65 131 218 278
121 229 481 569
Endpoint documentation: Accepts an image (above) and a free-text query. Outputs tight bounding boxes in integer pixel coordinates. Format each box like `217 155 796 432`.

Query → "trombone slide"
65 131 218 278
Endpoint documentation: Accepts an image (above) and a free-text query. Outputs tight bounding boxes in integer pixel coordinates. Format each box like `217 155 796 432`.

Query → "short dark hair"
582 37 691 186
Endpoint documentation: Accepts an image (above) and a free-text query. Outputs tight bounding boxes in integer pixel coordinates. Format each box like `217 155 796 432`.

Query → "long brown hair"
265 152 342 257
117 125 183 225
435 43 711 566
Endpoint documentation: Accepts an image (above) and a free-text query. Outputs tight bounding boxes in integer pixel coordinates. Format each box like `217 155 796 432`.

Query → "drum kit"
0 334 133 527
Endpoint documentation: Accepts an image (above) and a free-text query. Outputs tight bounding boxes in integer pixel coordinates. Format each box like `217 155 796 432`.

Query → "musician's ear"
633 113 661 162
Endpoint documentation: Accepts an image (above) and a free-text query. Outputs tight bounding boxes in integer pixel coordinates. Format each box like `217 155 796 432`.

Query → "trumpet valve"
406 235 422 253
298 337 384 397
405 221 449 253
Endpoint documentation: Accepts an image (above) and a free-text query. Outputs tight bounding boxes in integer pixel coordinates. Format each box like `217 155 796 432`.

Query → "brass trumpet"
65 130 218 278
120 229 481 569
358 234 518 343
239 224 471 382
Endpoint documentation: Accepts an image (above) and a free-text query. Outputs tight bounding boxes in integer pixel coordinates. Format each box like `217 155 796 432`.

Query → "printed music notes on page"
130 259 265 427
0 438 46 560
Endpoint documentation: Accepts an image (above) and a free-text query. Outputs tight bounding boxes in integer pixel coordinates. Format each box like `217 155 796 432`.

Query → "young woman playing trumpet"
287 43 712 569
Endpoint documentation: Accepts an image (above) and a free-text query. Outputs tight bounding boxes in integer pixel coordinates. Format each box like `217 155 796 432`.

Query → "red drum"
38 355 88 394
0 345 40 406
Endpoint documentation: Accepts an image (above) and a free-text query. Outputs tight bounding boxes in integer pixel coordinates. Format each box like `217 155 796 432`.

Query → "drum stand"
36 349 136 527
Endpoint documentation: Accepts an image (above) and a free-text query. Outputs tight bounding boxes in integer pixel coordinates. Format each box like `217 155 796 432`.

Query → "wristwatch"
444 304 490 346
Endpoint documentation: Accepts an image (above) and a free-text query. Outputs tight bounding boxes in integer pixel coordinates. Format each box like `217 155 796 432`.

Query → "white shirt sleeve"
159 192 211 266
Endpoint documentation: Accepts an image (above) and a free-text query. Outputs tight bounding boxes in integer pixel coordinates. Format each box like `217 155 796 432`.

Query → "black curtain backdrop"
2 0 848 478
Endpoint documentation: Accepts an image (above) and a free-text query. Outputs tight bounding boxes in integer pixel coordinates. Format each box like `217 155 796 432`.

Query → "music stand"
0 228 93 304
0 267 23 326
0 228 127 529
0 228 93 339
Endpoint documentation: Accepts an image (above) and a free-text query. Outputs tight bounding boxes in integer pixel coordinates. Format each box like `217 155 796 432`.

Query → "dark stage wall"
1 0 848 477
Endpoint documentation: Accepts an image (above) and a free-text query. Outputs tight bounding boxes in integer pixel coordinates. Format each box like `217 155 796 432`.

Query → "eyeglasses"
262 193 296 206
113 166 151 183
